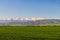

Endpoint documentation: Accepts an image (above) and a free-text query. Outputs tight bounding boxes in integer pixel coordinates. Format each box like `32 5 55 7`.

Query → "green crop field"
0 26 60 40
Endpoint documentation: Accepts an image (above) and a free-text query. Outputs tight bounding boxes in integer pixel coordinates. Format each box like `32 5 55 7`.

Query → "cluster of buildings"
0 17 45 21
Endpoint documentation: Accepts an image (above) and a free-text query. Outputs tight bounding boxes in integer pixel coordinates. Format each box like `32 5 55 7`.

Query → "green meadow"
0 26 60 40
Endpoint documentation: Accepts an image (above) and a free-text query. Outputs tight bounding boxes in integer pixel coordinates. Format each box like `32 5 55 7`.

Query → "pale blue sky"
0 0 60 19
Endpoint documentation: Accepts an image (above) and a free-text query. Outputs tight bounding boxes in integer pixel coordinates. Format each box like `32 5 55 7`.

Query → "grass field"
0 26 60 40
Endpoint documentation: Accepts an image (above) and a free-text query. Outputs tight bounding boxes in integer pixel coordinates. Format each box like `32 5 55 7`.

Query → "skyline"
0 17 45 21
0 0 60 19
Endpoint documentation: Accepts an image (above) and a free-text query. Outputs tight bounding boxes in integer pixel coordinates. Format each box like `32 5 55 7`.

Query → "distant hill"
0 19 60 26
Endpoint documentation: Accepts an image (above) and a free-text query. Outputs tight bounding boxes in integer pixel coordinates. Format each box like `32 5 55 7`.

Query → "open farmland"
0 26 60 40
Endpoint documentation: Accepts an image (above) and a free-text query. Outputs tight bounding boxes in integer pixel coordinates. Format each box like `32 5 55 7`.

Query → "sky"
0 0 60 19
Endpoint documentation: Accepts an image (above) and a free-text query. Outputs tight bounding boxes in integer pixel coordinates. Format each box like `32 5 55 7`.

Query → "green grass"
0 26 60 40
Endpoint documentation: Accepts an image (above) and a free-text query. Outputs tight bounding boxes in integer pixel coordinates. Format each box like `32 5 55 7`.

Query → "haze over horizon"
0 0 60 19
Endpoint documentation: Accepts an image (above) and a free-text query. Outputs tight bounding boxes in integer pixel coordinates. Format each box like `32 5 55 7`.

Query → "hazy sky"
0 0 60 19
